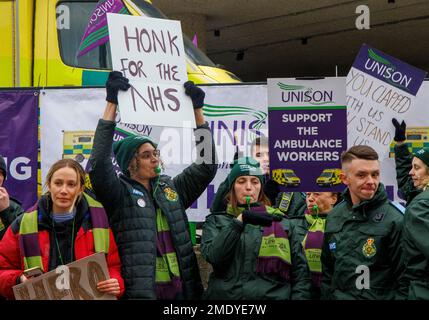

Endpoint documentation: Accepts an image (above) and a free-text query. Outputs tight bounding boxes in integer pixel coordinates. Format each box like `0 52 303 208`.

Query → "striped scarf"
301 210 326 288
19 193 110 271
226 204 291 280
155 208 183 299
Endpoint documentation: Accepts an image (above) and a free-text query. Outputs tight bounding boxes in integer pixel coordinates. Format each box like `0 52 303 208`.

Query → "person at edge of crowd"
88 71 217 299
391 118 423 204
0 155 24 240
289 191 340 299
210 136 307 217
0 159 124 299
392 118 429 300
321 145 405 300
201 157 311 300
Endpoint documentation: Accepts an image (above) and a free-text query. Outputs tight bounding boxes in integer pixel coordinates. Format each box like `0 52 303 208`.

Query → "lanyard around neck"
51 216 76 266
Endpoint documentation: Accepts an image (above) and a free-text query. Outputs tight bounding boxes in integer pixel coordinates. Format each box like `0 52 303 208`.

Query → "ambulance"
272 169 301 187
388 127 429 158
62 130 94 165
1 0 240 196
316 168 342 187
0 0 241 87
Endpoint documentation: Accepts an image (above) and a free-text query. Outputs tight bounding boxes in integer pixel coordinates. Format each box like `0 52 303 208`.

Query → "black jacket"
89 119 217 299
0 198 24 240
394 143 421 204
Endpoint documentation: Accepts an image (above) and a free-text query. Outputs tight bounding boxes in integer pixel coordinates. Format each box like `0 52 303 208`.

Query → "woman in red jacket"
0 159 124 299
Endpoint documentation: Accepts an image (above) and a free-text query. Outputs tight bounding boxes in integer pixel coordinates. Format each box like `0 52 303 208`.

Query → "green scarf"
301 210 326 287
155 208 183 299
19 193 110 272
227 204 291 280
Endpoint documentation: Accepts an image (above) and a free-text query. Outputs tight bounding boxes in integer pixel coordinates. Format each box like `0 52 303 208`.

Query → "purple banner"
352 44 427 96
0 91 38 210
268 107 347 192
77 0 129 57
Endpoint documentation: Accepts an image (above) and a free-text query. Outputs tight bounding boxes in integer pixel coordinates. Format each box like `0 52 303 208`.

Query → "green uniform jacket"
201 206 311 300
89 119 217 299
275 192 307 218
0 198 24 240
289 214 324 300
321 184 404 300
394 143 421 204
397 188 429 299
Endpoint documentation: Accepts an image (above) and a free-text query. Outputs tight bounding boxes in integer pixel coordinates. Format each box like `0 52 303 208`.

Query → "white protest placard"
107 13 195 128
13 253 116 300
346 44 427 155
346 44 427 203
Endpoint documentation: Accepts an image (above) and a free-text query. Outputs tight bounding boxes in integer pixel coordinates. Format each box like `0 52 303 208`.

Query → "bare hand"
0 187 10 212
19 274 29 284
97 278 120 296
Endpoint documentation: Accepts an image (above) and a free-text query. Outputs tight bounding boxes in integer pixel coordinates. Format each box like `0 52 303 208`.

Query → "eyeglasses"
135 150 161 160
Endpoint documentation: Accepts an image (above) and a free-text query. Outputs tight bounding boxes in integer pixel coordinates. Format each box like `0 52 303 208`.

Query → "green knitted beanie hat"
113 135 157 176
227 157 264 190
414 147 429 168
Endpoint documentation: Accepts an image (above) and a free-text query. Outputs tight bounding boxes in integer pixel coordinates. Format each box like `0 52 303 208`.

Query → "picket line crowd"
0 72 428 300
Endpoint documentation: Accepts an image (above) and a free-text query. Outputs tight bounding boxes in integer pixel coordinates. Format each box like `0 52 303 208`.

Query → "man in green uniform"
321 145 405 300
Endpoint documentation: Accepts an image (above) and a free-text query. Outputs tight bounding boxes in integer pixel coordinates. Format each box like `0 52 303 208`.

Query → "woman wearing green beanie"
392 118 429 299
88 71 217 299
201 157 311 300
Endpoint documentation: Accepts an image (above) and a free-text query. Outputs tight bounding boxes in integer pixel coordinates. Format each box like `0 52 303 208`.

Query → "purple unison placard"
352 44 427 96
0 91 38 210
267 78 347 192
268 108 347 192
77 0 129 57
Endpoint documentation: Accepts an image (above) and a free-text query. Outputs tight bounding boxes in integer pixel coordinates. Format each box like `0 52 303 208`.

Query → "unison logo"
364 48 412 91
278 82 334 105
202 103 267 139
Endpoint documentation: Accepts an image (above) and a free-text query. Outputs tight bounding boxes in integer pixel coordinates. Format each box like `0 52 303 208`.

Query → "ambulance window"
57 1 113 70
407 134 421 140
131 0 216 67
57 0 220 72
78 136 92 143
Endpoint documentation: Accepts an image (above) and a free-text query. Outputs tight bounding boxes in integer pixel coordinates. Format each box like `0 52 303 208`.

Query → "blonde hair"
44 159 86 193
